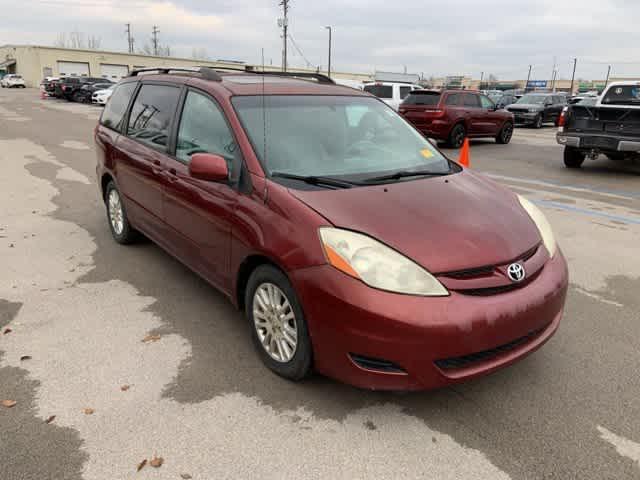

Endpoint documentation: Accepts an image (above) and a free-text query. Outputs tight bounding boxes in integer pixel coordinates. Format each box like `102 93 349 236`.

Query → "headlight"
528 108 538 113
518 196 557 257
319 228 448 296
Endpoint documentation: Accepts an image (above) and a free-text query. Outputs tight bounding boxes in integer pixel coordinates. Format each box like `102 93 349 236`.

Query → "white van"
363 82 423 110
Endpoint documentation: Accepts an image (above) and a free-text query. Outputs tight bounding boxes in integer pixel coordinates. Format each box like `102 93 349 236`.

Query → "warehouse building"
0 44 373 87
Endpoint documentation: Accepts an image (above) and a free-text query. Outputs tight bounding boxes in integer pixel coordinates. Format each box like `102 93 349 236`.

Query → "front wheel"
447 123 466 148
245 265 312 381
533 114 543 129
496 121 513 144
564 147 585 168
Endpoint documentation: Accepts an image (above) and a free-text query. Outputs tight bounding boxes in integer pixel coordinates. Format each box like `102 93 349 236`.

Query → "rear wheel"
245 265 312 381
105 182 138 244
564 147 585 168
496 121 513 144
72 91 84 103
447 123 466 148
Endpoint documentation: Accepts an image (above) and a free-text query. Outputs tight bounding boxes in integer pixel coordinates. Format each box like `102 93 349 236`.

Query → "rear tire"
105 181 139 244
564 147 585 168
245 265 313 381
447 123 466 149
496 121 513 144
72 91 83 103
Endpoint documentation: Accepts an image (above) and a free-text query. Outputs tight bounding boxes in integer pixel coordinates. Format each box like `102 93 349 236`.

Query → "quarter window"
127 84 181 150
445 94 460 106
100 82 136 132
176 90 240 176
480 95 495 109
399 86 412 99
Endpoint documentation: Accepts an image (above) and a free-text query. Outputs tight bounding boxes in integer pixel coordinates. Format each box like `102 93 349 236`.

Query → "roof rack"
128 66 335 85
129 66 223 82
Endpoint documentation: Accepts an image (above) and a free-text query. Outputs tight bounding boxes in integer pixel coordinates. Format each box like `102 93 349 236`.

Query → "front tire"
447 123 466 149
564 147 585 168
533 114 543 129
105 181 138 244
245 265 312 381
496 121 513 144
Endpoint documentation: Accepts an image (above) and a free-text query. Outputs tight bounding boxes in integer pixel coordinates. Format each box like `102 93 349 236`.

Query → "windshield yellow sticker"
420 148 434 159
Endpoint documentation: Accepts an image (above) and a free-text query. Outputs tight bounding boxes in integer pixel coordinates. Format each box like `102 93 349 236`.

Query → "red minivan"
399 90 515 148
95 68 567 391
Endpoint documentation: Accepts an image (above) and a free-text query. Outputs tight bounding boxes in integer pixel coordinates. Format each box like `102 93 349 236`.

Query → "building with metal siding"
0 44 374 87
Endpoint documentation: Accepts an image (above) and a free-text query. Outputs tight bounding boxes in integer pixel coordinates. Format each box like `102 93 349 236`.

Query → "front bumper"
291 250 568 391
511 112 539 124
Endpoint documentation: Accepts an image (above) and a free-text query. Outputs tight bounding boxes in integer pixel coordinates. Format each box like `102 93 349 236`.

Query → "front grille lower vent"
435 326 547 371
350 354 406 374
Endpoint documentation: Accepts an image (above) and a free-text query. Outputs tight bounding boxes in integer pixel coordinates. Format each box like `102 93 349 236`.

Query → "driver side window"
480 95 495 109
176 91 239 172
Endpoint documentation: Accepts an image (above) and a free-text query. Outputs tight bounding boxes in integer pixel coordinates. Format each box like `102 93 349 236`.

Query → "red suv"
399 90 514 148
95 68 567 391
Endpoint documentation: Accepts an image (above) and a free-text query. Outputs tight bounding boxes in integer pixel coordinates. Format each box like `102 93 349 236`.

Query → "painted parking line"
532 199 640 225
488 173 640 200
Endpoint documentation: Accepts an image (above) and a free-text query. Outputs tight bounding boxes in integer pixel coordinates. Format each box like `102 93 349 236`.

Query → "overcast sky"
1 0 639 80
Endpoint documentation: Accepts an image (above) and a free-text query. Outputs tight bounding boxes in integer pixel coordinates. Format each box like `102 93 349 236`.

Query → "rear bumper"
290 250 568 391
556 133 640 152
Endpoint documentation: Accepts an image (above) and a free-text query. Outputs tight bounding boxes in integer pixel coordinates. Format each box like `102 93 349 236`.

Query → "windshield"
232 95 451 181
602 85 640 105
517 95 547 104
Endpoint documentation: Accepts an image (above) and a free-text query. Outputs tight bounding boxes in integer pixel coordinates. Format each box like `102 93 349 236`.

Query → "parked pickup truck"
557 81 640 168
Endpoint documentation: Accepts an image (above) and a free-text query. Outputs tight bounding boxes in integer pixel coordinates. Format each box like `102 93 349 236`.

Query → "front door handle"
166 168 179 183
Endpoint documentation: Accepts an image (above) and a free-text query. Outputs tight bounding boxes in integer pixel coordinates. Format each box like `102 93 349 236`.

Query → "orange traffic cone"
459 138 470 167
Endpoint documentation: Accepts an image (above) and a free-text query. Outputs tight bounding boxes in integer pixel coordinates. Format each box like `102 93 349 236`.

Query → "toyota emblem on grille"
507 263 526 283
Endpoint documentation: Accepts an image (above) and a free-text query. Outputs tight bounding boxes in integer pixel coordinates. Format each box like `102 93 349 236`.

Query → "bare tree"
53 31 102 50
87 36 102 50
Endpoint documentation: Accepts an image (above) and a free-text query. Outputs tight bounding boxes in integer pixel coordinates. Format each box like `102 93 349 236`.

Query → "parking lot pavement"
1 88 639 479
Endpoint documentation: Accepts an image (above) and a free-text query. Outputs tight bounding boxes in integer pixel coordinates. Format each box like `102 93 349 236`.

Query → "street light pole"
570 58 577 95
480 71 484 89
604 65 611 88
325 26 332 78
525 64 532 92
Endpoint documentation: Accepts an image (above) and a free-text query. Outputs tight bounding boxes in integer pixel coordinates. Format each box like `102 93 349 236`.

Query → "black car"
55 77 114 102
507 93 567 128
74 82 115 103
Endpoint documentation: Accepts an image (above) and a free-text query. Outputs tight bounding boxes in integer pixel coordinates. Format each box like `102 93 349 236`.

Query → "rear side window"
602 85 640 105
403 92 441 106
100 82 137 132
127 84 181 150
480 95 494 109
399 86 412 99
445 94 460 106
364 84 393 99
463 94 481 108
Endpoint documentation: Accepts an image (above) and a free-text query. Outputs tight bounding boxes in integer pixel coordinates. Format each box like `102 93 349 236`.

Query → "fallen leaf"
136 459 147 472
180 474 192 479
45 415 56 424
9 243 14 248
83 408 95 415
149 456 164 468
141 334 161 343
2 400 17 408
3 327 12 335
120 384 130 391
20 355 32 361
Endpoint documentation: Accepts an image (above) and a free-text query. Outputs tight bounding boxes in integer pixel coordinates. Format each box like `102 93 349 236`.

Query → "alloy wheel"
108 189 124 235
252 283 298 363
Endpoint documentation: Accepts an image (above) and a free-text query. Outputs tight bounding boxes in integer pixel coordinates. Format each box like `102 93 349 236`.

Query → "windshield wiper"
363 169 450 183
271 172 357 189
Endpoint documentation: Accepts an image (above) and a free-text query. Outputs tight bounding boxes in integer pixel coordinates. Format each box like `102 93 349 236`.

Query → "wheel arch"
235 254 288 312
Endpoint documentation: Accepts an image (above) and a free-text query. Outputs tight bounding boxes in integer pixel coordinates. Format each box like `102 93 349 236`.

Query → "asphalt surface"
1 88 639 479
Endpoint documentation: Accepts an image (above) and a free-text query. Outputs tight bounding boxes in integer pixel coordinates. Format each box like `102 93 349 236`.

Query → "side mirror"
189 153 229 182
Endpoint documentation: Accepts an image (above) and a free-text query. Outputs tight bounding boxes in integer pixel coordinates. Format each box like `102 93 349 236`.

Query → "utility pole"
569 58 577 95
604 65 611 88
279 0 289 71
480 71 484 89
525 65 532 92
325 26 332 78
152 25 159 56
125 23 133 53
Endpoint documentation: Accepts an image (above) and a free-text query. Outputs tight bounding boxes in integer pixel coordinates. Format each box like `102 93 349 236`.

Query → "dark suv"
507 93 567 128
399 90 514 148
56 77 113 102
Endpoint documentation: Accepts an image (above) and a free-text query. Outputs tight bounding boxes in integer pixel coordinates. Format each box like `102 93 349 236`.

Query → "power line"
287 33 314 68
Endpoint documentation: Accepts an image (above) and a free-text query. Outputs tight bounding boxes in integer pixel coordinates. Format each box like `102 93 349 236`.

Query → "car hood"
289 170 541 273
509 103 543 110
